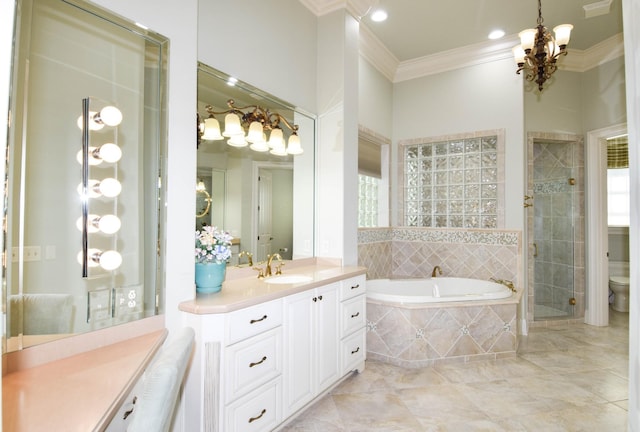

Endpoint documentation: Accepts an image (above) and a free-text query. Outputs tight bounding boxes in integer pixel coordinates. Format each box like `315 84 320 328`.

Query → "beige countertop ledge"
180 258 367 314
3 316 166 432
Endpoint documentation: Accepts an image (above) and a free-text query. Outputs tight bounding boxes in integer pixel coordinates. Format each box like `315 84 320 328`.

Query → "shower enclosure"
528 134 585 321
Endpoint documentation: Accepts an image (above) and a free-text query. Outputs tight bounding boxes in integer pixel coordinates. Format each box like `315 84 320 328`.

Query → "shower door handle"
533 243 538 258
524 195 533 208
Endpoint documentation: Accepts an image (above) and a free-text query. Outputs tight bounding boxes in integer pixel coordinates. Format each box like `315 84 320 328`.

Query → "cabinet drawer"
225 378 281 432
341 295 366 337
341 329 366 374
225 327 282 403
226 298 283 344
339 275 366 301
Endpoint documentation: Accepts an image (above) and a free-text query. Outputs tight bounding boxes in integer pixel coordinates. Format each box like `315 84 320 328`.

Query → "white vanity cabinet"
339 275 367 374
283 282 340 417
180 265 367 432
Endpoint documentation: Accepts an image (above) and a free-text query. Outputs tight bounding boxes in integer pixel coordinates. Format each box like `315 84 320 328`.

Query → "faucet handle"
253 266 265 279
275 262 285 275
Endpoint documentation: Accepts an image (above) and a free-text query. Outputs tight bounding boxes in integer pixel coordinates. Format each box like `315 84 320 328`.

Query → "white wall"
582 57 627 131
359 57 393 138
524 69 583 134
391 58 525 229
197 0 317 114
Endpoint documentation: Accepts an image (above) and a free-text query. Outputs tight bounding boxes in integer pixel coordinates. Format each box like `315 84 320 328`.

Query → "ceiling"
302 0 624 81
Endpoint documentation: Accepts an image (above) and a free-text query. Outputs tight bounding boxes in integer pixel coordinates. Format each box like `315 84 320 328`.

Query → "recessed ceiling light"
488 29 505 40
370 10 388 22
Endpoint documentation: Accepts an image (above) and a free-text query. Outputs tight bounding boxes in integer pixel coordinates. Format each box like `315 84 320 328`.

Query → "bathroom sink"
265 274 313 284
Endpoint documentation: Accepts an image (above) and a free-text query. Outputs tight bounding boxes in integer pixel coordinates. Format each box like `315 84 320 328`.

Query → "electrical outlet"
11 246 42 262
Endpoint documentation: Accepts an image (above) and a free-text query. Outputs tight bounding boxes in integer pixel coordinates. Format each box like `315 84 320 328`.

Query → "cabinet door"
315 283 340 392
283 289 315 415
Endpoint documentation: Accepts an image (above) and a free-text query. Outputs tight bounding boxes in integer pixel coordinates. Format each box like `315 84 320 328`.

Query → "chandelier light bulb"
246 121 264 143
95 105 123 127
512 45 526 65
553 24 573 47
95 143 122 163
518 29 536 51
96 178 122 197
250 141 270 152
268 128 284 149
227 134 248 147
222 113 242 137
286 134 303 155
202 117 223 140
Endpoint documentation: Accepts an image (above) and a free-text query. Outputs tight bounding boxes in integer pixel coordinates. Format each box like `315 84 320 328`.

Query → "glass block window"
404 135 499 228
359 174 379 227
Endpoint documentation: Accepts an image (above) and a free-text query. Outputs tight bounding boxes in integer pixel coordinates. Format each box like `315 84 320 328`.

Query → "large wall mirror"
3 0 168 352
197 63 315 264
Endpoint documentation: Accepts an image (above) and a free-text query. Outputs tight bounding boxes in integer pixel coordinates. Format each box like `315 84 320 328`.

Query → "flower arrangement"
195 226 233 264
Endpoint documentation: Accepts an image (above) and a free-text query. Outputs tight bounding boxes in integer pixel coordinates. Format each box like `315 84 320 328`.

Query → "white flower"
195 226 233 263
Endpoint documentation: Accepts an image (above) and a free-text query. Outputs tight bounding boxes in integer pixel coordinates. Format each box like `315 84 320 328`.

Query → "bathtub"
367 277 513 304
366 277 521 367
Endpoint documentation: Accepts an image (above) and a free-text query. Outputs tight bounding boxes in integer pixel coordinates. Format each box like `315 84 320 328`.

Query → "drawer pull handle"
318 295 323 301
250 315 267 324
122 396 137 419
351 312 360 318
249 356 267 368
351 284 360 290
248 408 267 423
351 347 360 355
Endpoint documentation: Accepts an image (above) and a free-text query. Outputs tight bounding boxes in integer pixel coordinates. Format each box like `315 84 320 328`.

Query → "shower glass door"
532 141 576 320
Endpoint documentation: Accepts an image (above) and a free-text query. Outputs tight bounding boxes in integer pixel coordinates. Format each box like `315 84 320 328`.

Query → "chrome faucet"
265 253 283 277
431 266 442 278
237 250 253 267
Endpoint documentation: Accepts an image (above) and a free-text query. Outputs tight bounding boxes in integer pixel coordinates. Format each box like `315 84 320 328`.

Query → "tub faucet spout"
490 278 517 293
431 266 442 278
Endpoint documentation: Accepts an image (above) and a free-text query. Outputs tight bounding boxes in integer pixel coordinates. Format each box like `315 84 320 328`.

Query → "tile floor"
281 309 629 431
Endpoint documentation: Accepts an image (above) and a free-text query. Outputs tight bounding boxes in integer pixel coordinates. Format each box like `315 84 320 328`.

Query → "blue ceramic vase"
195 261 226 294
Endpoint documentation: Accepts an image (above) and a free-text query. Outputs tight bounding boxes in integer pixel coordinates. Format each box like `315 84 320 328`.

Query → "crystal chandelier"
512 0 573 91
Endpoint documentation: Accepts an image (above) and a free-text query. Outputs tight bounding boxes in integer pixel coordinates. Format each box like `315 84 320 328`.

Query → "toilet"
609 276 630 312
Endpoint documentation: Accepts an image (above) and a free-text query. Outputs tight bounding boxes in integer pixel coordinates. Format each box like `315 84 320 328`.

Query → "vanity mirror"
3 0 168 351
197 63 315 264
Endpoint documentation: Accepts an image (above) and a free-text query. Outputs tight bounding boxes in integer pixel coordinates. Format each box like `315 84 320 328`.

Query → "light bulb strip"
81 98 90 278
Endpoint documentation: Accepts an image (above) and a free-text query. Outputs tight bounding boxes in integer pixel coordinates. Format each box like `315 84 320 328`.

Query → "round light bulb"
96 143 122 163
98 106 123 126
76 147 103 166
97 214 121 234
97 178 122 197
99 250 122 270
76 214 100 233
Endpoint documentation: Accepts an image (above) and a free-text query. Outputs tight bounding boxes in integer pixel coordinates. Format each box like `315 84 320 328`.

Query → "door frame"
251 161 293 260
585 123 627 326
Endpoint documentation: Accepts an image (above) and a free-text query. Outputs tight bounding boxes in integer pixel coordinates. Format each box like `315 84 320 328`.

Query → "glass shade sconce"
78 97 123 277
197 99 303 155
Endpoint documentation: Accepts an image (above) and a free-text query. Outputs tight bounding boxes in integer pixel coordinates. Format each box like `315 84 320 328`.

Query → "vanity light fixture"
513 0 573 91
76 214 122 234
76 105 123 130
77 249 123 271
77 178 122 198
197 99 302 155
76 143 122 165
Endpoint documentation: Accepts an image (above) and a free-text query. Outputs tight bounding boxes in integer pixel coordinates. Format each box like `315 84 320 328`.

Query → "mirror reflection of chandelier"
197 99 303 155
195 179 212 218
512 0 573 91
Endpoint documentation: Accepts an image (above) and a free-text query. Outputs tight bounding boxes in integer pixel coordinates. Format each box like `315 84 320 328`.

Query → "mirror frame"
3 0 169 351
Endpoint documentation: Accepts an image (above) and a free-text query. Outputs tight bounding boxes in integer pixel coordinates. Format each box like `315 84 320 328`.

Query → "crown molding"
358 24 398 81
299 0 377 19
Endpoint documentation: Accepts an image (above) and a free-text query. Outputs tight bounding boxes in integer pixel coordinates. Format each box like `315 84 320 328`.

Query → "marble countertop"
3 329 167 431
179 258 367 314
